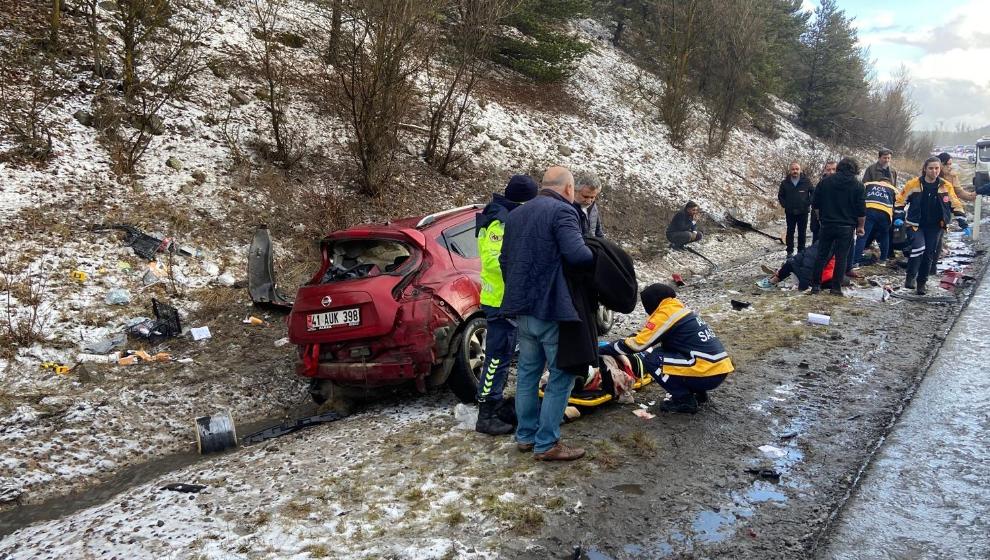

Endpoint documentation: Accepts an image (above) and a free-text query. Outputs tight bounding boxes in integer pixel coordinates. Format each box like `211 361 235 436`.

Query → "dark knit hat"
504 174 539 203
937 152 951 165
641 283 677 314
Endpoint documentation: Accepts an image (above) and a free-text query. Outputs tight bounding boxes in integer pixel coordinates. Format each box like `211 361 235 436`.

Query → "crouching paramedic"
600 284 734 414
474 174 539 435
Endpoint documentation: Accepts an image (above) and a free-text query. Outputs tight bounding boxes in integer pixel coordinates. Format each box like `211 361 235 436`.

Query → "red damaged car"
249 205 490 407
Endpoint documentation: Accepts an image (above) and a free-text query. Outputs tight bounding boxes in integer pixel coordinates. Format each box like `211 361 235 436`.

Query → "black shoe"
475 401 514 435
829 287 844 297
809 285 821 294
494 397 517 426
693 391 709 404
916 283 927 296
904 276 916 290
658 394 699 414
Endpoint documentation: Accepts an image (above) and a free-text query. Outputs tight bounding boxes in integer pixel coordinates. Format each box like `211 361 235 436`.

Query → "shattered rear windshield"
321 239 414 283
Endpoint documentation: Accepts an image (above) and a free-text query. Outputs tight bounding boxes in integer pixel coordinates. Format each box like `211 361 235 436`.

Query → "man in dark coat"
666 201 702 248
500 166 593 462
810 157 866 296
862 148 898 186
811 160 837 243
777 161 814 256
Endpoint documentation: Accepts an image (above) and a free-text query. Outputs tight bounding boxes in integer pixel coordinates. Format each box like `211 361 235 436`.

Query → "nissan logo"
321 296 333 307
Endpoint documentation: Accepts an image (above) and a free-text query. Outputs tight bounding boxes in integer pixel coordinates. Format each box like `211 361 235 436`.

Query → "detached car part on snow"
249 208 616 408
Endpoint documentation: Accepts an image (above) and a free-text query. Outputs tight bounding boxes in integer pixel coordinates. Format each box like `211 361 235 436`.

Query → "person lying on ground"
600 283 734 414
666 201 703 249
756 241 837 291
542 353 642 406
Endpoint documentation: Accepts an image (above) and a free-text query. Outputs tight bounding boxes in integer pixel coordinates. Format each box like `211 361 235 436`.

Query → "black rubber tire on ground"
447 316 487 403
596 307 616 335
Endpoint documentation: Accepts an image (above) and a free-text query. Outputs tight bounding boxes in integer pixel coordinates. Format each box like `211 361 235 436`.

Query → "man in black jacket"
778 161 814 256
811 160 837 243
809 157 866 296
666 201 702 249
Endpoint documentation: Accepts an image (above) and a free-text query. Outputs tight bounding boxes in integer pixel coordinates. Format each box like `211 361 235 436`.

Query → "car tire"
596 307 615 335
448 316 486 404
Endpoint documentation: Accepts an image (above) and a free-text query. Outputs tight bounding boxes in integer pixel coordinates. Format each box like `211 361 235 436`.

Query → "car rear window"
320 239 414 283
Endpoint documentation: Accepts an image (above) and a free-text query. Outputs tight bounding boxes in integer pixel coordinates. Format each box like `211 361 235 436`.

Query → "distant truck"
975 138 990 189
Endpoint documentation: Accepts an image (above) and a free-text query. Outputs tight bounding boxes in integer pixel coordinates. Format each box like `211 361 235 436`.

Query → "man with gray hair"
574 173 605 238
500 166 593 461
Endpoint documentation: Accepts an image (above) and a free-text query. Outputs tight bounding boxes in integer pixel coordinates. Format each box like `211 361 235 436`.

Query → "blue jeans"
854 210 891 263
514 315 576 454
476 305 516 402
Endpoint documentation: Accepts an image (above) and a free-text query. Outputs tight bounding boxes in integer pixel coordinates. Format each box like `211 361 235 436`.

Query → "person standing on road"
473 174 539 436
809 157 866 296
500 166 593 461
937 152 974 202
862 148 898 186
574 173 605 238
895 157 968 295
853 179 898 266
599 283 734 414
666 201 703 249
811 160 837 244
777 162 814 256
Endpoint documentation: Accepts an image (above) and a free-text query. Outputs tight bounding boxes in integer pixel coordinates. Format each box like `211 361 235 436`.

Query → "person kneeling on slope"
756 241 837 291
666 201 703 249
600 283 734 414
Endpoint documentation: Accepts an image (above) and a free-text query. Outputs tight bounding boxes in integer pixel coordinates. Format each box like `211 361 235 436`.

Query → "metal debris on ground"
730 299 751 311
745 468 782 482
70 270 88 282
128 299 182 343
195 413 238 454
162 483 206 493
672 273 685 287
240 411 346 445
93 224 173 261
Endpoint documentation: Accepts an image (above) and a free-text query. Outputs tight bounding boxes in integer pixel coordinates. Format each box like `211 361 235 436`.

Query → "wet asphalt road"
822 272 990 559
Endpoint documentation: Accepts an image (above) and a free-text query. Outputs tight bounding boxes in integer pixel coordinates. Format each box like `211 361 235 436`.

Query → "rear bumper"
296 360 419 386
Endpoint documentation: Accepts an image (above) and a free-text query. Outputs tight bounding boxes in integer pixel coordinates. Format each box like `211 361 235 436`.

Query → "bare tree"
98 8 207 174
81 0 110 77
697 0 767 154
628 0 704 148
250 0 305 168
50 0 62 51
0 46 60 161
109 0 171 99
328 0 442 196
422 0 510 174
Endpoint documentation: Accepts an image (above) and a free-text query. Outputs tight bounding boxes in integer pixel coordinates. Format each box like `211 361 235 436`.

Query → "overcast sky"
804 0 990 131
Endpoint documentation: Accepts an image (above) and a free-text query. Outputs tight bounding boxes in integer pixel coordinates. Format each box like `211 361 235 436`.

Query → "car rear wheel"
447 317 486 403
308 379 354 416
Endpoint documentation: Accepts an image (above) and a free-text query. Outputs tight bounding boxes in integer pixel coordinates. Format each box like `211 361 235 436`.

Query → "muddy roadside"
515 234 987 559
0 228 983 559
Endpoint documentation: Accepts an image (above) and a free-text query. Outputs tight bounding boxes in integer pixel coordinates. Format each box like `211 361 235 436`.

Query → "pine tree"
794 0 870 143
492 0 592 82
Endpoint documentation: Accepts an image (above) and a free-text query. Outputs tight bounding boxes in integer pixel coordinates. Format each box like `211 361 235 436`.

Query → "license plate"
307 307 361 331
